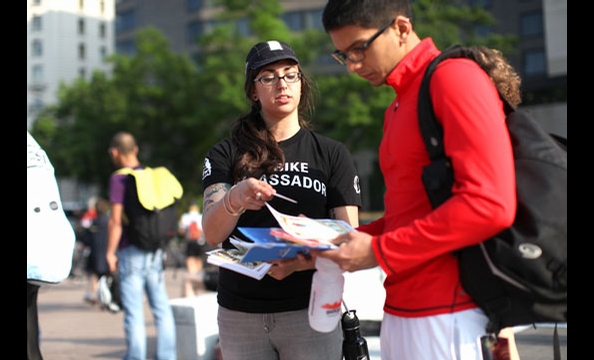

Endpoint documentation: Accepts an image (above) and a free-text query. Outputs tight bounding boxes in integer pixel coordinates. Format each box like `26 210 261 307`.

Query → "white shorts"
380 308 489 360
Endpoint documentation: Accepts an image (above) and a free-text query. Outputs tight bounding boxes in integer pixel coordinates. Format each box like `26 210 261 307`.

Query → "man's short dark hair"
322 0 413 32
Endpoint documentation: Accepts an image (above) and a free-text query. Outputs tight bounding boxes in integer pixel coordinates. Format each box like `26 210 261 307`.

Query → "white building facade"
27 0 115 129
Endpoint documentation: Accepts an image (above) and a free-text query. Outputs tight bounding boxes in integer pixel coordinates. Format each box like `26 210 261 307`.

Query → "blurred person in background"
81 197 111 305
80 196 98 230
106 131 177 360
178 200 207 297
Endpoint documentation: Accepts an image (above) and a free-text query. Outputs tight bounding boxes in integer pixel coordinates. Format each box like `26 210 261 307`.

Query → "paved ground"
37 267 191 360
37 267 566 360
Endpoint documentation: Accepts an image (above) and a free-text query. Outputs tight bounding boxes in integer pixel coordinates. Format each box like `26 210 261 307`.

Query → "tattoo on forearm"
203 183 232 214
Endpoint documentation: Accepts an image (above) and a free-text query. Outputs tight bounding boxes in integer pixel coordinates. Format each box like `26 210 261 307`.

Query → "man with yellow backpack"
106 131 182 360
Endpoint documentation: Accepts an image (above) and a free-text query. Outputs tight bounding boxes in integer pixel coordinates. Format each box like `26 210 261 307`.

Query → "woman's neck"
265 114 301 142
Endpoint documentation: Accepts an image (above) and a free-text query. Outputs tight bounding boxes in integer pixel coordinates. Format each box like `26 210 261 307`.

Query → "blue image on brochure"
237 227 337 263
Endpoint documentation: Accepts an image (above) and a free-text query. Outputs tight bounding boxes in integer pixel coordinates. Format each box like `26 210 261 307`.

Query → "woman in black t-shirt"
201 40 362 360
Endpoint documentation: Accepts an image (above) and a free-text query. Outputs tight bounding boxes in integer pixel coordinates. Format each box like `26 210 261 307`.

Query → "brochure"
236 203 355 263
264 203 355 246
206 246 272 280
234 228 337 263
206 203 356 277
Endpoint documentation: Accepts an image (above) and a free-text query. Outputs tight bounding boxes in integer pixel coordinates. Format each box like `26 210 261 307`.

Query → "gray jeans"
218 306 342 360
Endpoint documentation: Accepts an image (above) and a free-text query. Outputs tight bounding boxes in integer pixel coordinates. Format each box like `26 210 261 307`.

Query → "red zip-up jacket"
359 38 516 318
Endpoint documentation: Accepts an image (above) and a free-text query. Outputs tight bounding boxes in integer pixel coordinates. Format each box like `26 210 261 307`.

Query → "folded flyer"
235 228 336 263
206 247 272 280
263 202 355 245
208 203 356 276
234 203 355 263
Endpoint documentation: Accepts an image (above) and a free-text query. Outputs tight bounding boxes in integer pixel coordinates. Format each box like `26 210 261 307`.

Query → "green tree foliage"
32 27 207 198
30 0 515 206
33 71 126 189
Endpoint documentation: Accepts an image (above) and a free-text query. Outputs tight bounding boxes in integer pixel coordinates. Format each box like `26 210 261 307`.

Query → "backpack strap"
418 45 515 163
417 44 512 334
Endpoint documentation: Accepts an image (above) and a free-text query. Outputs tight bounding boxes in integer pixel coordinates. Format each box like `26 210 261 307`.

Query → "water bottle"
308 257 345 332
342 310 370 360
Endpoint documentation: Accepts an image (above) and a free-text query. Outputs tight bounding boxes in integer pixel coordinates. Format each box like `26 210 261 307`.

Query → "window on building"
314 53 338 66
304 9 324 30
78 43 86 60
191 52 200 66
100 0 105 14
474 24 493 37
79 0 84 10
523 48 546 77
200 0 214 8
32 65 44 83
32 0 41 6
187 0 201 12
78 18 85 35
29 98 45 115
79 67 86 79
116 11 135 32
99 22 106 38
282 11 303 31
470 0 492 8
187 21 203 44
116 40 136 55
205 19 225 34
520 11 543 38
32 39 43 57
236 18 251 37
32 16 42 31
100 46 107 61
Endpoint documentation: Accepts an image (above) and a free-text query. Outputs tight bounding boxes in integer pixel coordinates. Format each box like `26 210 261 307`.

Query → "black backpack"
418 45 567 335
117 166 183 252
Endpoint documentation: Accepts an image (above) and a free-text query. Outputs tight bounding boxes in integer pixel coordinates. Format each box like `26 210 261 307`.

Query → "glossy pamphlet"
237 203 355 263
207 203 355 276
206 246 272 280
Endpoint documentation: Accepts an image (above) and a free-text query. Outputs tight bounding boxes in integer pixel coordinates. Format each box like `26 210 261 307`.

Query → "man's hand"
312 231 378 272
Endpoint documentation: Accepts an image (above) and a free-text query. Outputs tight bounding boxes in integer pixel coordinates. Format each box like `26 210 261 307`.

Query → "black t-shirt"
202 127 362 313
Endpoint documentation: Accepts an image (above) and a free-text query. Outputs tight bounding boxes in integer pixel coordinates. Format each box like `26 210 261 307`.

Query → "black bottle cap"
341 310 360 330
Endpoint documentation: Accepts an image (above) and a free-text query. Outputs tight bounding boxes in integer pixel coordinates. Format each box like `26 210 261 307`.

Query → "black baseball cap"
245 40 299 77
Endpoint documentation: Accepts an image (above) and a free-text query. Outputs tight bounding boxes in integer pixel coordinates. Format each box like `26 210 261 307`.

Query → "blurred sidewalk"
37 267 566 360
37 267 191 360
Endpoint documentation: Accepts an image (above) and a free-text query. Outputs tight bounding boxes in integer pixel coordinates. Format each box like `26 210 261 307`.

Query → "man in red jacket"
316 1 520 359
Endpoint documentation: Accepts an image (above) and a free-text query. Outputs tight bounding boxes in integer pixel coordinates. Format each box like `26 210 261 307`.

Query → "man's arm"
106 203 123 273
